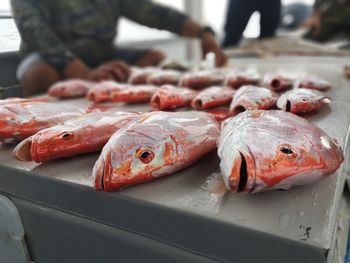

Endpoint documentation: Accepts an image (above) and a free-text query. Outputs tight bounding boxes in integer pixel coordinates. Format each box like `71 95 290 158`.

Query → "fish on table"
128 67 158 85
191 86 235 110
48 79 96 98
147 70 182 86
218 110 344 193
295 75 330 91
14 111 139 163
224 69 261 89
150 85 197 110
0 97 50 106
263 74 293 92
277 88 331 114
93 111 220 191
111 85 159 103
229 85 278 116
86 81 129 103
0 102 85 143
180 70 226 89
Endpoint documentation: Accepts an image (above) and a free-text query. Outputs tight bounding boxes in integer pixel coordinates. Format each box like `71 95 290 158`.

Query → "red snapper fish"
191 86 235 110
263 74 293 92
0 102 85 143
13 111 138 163
128 67 158 85
277 88 331 114
92 111 220 191
150 85 197 110
180 70 226 89
86 81 128 102
147 70 182 86
48 79 96 98
218 110 344 193
111 85 158 103
225 69 260 89
229 85 278 116
296 75 330 91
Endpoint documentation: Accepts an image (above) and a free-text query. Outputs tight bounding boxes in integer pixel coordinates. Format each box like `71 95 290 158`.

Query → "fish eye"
61 132 73 140
280 145 294 155
137 149 154 163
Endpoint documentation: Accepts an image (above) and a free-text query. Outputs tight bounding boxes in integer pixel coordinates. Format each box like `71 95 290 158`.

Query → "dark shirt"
11 0 188 68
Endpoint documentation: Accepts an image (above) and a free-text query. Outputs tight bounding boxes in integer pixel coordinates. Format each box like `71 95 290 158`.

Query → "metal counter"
0 58 350 263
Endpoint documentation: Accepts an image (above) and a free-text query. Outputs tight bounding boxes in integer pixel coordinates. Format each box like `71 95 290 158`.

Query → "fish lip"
13 137 33 161
93 155 106 191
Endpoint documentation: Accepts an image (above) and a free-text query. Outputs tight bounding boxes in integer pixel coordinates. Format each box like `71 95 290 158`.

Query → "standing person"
11 0 227 96
303 0 350 42
222 0 282 47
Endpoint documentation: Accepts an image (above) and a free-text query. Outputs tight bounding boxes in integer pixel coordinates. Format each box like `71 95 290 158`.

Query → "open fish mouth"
93 155 106 191
229 149 256 193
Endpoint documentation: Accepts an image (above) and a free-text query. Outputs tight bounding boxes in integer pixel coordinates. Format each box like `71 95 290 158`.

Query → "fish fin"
201 172 228 195
13 138 33 162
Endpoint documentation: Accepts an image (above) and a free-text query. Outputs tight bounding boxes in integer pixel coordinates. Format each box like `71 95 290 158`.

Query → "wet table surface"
1 57 350 262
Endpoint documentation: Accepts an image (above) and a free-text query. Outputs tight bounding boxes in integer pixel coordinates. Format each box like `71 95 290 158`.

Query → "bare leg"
134 49 166 67
21 63 62 97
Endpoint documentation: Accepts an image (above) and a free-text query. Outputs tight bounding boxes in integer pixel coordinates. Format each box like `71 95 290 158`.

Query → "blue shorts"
17 47 150 81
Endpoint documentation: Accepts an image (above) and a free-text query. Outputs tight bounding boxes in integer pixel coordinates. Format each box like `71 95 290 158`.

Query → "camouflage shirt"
11 0 188 69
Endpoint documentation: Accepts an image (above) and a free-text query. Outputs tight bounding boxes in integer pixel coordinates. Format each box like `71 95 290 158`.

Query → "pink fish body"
277 88 331 114
180 70 225 89
92 111 220 191
13 111 138 163
0 102 85 142
229 85 278 116
264 74 293 92
48 79 95 98
128 67 158 85
111 85 158 103
147 70 182 86
296 75 330 91
225 69 260 89
191 86 235 110
0 97 49 106
150 85 197 110
218 110 344 193
86 81 128 102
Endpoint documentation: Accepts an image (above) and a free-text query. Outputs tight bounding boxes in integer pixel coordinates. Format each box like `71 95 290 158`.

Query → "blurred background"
0 0 316 62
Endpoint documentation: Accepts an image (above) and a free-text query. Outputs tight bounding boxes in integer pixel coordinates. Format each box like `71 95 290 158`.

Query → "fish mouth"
192 99 203 110
13 137 33 161
230 105 246 116
270 79 281 90
150 95 161 110
229 149 256 193
285 100 292 112
92 154 106 191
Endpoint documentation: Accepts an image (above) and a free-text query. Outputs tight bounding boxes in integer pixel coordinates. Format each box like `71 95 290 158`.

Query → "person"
303 0 350 42
11 0 227 96
222 0 281 47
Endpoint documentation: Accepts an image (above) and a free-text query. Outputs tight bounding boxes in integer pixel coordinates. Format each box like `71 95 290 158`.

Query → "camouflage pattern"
11 0 188 69
308 0 350 42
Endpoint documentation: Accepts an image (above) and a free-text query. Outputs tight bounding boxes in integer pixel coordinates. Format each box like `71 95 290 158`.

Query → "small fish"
13 111 138 163
225 69 260 89
296 75 330 91
111 85 159 103
147 70 182 86
180 70 225 89
263 74 293 92
0 97 50 106
128 67 158 85
277 88 331 114
229 85 278 116
86 81 128 102
191 86 235 110
92 111 220 191
218 110 344 193
0 102 85 142
150 85 197 110
48 79 96 98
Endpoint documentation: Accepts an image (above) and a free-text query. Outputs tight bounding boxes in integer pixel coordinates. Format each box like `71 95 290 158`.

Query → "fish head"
93 118 177 191
220 110 344 193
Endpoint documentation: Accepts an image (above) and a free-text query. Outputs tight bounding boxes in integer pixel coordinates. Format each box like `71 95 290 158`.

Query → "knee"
21 63 62 96
135 49 166 67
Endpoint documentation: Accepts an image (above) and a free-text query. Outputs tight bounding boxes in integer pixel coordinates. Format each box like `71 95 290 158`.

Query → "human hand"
200 33 228 67
86 61 131 82
303 11 321 35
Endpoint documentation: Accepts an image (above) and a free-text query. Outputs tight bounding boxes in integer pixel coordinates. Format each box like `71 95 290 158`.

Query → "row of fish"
0 97 344 194
47 68 331 100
